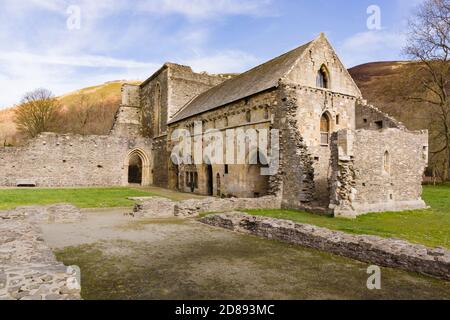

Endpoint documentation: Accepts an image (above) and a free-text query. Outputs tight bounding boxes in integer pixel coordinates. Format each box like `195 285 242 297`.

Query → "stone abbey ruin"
0 34 429 217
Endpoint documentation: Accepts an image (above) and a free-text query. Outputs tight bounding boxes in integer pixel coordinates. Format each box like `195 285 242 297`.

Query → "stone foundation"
0 205 83 300
131 196 282 217
201 213 450 281
131 197 176 218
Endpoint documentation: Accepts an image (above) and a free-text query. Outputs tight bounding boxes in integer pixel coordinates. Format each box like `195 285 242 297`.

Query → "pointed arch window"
320 113 331 145
316 65 330 89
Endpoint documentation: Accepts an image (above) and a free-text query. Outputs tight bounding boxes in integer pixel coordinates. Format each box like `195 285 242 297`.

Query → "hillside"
0 80 140 145
349 61 448 178
349 61 430 131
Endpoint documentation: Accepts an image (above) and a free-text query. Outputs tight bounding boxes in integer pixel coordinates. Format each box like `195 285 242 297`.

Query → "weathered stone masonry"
0 205 82 300
201 213 450 281
0 33 429 217
0 133 151 187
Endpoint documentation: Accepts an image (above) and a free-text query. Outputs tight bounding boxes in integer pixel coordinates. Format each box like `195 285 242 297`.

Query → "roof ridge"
169 39 315 124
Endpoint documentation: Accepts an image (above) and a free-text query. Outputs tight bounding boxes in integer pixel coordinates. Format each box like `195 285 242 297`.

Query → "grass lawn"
246 184 450 249
0 187 156 210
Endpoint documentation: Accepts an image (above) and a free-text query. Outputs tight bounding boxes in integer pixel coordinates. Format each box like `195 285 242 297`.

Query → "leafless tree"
404 0 450 180
14 88 60 138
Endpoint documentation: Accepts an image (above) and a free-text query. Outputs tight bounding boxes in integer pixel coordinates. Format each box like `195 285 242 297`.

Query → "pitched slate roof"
169 39 314 124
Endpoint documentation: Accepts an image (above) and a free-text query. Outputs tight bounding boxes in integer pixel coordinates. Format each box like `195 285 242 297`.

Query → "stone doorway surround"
124 148 151 186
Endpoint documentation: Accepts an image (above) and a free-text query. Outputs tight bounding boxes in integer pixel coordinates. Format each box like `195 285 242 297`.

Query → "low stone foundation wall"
0 205 83 300
201 213 450 281
131 196 281 217
131 197 176 218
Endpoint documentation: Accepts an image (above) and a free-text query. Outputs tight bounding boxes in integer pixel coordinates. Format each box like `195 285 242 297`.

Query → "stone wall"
131 196 282 217
356 101 405 130
168 64 226 120
0 132 152 187
167 90 278 198
276 85 315 209
201 213 450 281
0 205 83 300
330 128 429 217
283 34 362 98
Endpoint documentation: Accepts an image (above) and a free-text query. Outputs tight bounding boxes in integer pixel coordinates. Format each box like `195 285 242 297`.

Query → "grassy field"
246 184 450 249
0 187 155 210
0 184 448 249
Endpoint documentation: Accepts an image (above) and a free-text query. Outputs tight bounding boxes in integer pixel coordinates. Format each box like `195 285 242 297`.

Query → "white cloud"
138 0 273 19
338 31 407 67
0 0 273 108
0 52 158 69
182 50 259 74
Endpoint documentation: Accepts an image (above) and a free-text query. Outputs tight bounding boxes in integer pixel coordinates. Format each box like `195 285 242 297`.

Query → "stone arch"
125 148 151 186
317 64 330 89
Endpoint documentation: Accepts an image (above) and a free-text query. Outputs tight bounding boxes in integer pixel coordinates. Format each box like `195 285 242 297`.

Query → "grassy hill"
349 61 430 131
349 61 448 178
0 80 140 145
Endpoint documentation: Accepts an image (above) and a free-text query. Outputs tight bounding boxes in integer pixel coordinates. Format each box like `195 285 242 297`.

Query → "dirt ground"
40 208 450 300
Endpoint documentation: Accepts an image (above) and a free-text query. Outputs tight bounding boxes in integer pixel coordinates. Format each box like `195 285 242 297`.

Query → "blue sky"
0 0 424 108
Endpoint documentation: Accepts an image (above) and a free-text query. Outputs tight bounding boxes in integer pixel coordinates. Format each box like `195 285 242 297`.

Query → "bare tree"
14 88 60 138
404 0 450 180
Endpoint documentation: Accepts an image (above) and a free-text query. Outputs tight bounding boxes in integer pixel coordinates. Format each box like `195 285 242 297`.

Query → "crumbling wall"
110 84 142 137
277 85 315 209
201 213 450 280
330 128 429 217
0 205 83 300
0 133 152 187
356 101 405 130
152 136 169 188
168 64 227 120
131 196 282 217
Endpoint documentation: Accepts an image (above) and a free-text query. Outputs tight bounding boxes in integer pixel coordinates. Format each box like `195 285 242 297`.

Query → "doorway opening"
126 149 151 186
128 153 143 184
206 164 213 196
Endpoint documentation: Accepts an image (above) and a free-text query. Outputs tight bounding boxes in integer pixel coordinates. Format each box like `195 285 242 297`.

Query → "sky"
0 0 425 108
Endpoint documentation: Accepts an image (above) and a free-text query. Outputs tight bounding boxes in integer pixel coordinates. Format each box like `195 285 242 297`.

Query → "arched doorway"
128 154 143 184
125 149 151 186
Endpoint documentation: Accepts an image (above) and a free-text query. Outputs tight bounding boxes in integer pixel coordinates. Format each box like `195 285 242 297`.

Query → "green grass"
245 184 450 249
0 187 155 210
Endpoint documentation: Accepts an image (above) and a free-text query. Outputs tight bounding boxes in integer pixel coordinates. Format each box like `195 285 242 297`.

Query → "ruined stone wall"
131 196 282 217
0 132 152 187
279 84 357 208
152 135 169 188
168 65 226 120
0 205 83 300
140 67 170 138
356 101 405 130
201 213 450 280
330 128 429 217
140 64 227 138
167 90 278 198
110 84 142 137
